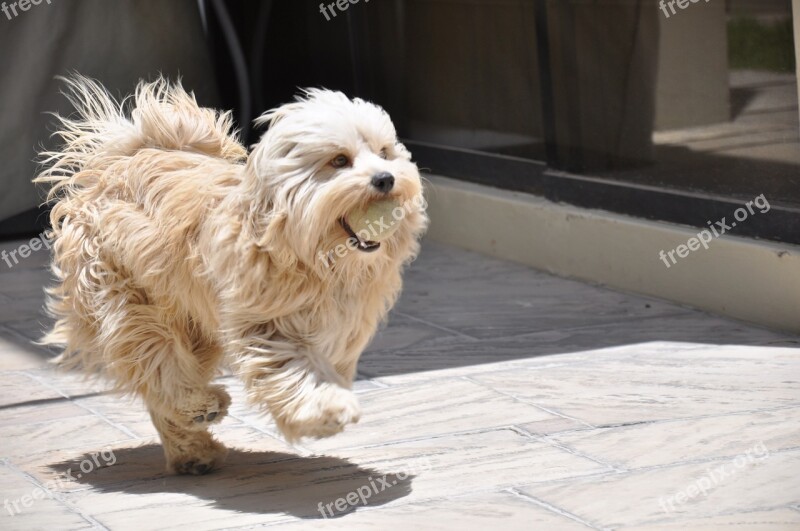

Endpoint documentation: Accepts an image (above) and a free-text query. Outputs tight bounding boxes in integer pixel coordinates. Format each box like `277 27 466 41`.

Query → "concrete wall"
425 175 800 334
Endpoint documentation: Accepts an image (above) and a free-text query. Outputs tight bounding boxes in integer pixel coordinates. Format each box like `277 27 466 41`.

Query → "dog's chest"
309 281 388 364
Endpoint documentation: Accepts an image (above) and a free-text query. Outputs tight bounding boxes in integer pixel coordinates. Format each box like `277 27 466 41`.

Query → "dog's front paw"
173 385 231 431
277 383 361 441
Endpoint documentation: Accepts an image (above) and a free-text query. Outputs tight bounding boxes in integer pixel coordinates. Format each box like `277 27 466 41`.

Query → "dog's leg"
84 280 231 473
235 340 361 441
122 337 231 474
149 409 229 475
139 358 231 475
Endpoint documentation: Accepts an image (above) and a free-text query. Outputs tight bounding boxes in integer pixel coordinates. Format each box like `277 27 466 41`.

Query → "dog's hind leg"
149 408 229 475
88 281 230 473
135 342 231 475
139 357 231 475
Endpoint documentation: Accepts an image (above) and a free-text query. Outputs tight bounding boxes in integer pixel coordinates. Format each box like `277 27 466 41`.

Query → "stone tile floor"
0 238 798 530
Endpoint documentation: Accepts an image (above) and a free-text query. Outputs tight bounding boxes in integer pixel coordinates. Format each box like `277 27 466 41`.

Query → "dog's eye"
379 148 389 159
331 154 350 168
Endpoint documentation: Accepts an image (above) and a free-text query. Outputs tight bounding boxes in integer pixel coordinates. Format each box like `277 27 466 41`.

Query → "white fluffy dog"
35 77 427 475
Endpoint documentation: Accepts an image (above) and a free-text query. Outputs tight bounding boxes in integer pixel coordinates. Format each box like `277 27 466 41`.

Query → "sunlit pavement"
1 239 799 530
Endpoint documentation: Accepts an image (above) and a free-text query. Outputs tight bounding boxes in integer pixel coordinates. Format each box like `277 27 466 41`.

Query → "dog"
34 77 428 475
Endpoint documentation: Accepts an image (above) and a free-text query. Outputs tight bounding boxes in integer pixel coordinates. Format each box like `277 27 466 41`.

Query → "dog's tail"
35 75 246 200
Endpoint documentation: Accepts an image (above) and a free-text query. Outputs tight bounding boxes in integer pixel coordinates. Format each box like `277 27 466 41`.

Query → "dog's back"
34 77 245 380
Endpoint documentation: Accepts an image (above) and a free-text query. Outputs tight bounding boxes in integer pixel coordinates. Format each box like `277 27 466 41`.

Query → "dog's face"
248 90 426 269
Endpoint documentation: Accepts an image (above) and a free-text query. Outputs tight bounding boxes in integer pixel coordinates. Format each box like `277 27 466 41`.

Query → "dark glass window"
241 0 800 243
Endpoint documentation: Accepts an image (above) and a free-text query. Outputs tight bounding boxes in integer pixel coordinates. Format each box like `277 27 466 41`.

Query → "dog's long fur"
35 77 427 474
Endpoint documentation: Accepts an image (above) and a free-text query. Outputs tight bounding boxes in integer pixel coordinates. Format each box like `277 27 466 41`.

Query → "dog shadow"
48 445 414 519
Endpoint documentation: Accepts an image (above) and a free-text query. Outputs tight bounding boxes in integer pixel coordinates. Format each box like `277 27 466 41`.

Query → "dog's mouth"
339 218 381 253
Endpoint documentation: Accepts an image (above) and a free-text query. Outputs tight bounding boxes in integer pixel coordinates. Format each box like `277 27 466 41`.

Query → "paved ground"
0 238 799 530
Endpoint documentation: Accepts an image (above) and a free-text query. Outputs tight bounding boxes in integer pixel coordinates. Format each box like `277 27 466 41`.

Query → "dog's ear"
394 141 413 161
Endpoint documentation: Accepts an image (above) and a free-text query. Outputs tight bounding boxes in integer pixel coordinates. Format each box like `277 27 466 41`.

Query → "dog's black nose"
371 172 395 194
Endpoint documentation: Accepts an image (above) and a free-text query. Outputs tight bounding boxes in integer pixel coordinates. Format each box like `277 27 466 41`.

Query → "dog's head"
246 89 427 270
